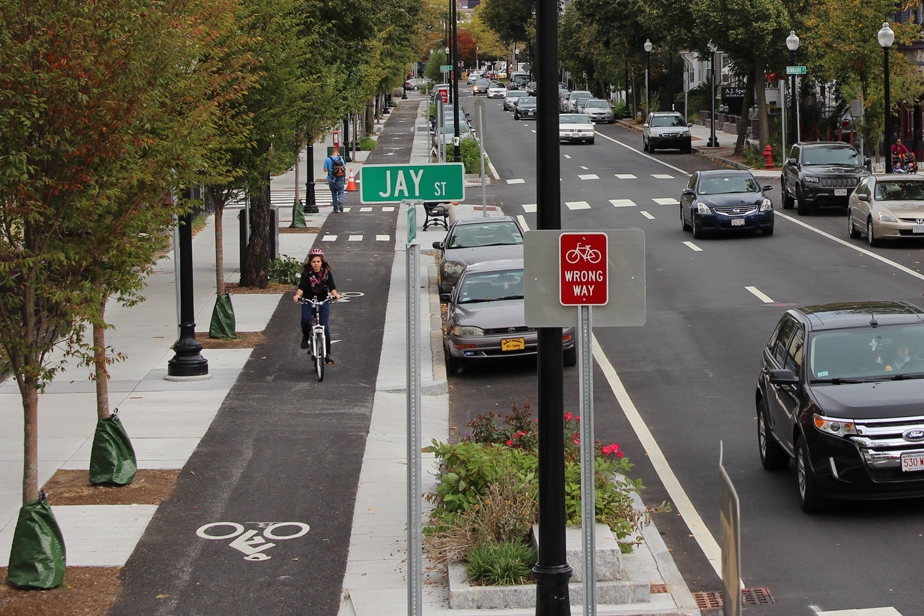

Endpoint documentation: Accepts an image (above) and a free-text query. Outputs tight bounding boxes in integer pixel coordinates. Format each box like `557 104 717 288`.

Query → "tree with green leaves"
0 0 244 511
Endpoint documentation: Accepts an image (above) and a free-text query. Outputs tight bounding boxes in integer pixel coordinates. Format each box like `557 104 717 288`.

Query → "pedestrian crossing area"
507 171 681 211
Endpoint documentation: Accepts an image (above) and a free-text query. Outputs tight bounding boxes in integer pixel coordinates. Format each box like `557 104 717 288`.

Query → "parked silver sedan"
441 259 577 373
581 99 614 123
432 216 524 294
847 174 924 246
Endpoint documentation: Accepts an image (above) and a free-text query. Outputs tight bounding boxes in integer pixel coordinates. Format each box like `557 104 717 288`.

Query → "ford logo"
903 429 924 442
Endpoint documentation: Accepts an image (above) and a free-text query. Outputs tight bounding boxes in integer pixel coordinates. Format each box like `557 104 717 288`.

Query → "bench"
422 202 450 230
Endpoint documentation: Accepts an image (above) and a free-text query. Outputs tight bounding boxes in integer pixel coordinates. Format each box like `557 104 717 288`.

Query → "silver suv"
643 112 692 154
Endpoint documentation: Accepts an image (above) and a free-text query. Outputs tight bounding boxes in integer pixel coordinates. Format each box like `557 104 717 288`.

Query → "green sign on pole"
407 205 417 245
440 65 452 72
360 163 465 204
786 65 806 75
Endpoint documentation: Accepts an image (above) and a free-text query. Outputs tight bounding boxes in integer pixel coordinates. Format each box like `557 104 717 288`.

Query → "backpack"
330 156 345 178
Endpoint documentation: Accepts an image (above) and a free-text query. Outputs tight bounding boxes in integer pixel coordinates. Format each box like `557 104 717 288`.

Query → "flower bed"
423 400 651 587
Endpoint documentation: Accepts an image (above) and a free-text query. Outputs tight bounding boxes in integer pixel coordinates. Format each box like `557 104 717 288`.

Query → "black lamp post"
707 41 719 147
305 144 318 213
515 47 520 75
624 56 632 118
167 192 208 379
644 39 652 115
879 21 894 164
786 30 800 146
342 116 352 163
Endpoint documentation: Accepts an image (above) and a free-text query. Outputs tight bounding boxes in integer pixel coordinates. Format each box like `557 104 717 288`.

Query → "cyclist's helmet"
308 248 324 258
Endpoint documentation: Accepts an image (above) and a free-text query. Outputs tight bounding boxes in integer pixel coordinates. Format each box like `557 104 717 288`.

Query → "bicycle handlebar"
297 296 336 306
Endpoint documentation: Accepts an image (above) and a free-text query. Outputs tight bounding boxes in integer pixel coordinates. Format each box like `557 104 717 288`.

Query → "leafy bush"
464 541 536 586
268 254 302 285
460 134 488 175
358 136 376 151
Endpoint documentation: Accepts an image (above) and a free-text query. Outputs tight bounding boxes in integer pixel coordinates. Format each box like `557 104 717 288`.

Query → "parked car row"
432 217 576 374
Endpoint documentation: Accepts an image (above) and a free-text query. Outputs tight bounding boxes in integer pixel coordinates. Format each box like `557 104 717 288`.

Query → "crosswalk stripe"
348 235 362 242
653 198 679 205
652 173 675 179
507 178 526 184
610 199 636 207
615 173 637 179
565 201 591 210
376 235 390 241
322 235 337 242
522 203 537 212
578 174 599 180
640 211 655 219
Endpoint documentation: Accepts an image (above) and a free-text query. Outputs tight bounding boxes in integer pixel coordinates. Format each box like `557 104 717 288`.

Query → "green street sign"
360 163 465 204
440 64 452 72
786 65 806 75
407 206 417 244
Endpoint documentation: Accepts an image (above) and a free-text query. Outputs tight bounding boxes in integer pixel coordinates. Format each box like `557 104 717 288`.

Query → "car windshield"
697 175 761 195
875 181 924 201
802 146 861 165
458 270 525 303
809 325 924 382
518 97 536 105
507 91 526 98
560 115 592 124
447 221 523 249
585 101 608 108
475 79 490 87
650 115 686 127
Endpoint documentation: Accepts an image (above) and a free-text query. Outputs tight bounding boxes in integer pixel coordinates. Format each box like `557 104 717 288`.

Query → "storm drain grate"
692 588 774 609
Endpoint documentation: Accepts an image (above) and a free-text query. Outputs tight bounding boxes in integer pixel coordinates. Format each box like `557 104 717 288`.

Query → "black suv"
780 142 870 215
756 301 924 512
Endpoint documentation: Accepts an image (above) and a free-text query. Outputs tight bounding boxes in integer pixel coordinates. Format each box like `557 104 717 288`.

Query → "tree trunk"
21 385 38 504
734 68 756 155
93 311 111 420
241 178 270 288
214 200 226 296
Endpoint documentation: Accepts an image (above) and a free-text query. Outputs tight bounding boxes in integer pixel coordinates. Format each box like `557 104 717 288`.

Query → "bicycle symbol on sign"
196 521 310 561
564 243 602 265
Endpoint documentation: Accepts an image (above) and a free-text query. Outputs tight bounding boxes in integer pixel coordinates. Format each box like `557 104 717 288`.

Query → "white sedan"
558 114 595 144
487 83 507 99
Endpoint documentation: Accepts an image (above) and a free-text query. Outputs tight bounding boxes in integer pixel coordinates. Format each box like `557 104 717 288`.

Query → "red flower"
506 440 514 446
564 412 573 421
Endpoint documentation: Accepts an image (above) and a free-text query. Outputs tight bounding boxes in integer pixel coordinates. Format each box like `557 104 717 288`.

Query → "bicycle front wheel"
313 328 325 382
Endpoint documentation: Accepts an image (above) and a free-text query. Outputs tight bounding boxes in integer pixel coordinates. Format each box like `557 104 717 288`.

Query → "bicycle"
298 296 335 382
564 243 602 264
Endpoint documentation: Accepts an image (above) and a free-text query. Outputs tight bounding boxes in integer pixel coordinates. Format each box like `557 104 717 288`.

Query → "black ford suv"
780 142 870 215
756 301 924 512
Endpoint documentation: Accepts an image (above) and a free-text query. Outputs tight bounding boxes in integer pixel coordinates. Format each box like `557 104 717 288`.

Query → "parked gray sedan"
581 99 614 123
848 174 924 246
432 216 524 294
441 259 577 374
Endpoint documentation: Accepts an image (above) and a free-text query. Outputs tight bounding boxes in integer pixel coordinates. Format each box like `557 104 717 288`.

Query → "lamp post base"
707 135 720 147
167 334 209 379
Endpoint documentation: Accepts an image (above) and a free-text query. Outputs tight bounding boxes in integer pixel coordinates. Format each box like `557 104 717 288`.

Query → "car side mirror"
432 241 444 250
769 369 799 385
762 185 773 192
687 122 693 127
643 124 650 129
439 293 452 303
786 157 797 166
682 188 695 196
858 194 869 202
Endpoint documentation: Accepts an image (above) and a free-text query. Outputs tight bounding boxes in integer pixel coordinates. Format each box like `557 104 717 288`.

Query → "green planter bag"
6 491 66 589
209 292 238 340
89 409 137 486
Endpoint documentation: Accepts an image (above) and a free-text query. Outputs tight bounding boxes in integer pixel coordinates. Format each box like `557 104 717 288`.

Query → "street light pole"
167 191 208 379
305 144 319 214
786 30 800 147
707 41 719 147
879 22 894 165
624 56 632 118
451 0 460 162
644 39 652 115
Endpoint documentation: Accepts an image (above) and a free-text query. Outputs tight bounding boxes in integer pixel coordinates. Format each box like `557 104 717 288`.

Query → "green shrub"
464 540 536 586
268 254 302 285
460 134 488 175
358 136 376 151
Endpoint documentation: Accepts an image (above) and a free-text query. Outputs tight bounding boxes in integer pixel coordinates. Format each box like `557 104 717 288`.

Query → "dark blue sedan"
680 169 774 238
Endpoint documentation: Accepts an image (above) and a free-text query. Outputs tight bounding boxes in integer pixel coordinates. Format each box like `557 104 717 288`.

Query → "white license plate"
913 224 924 234
901 451 924 472
731 218 745 227
834 188 848 196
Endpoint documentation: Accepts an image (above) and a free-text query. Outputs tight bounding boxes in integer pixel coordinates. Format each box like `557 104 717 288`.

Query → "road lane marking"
322 235 337 242
594 132 691 176
522 203 537 212
610 199 636 207
376 235 390 242
517 215 531 231
653 198 679 205
593 339 723 579
777 211 924 283
348 235 362 242
507 178 526 184
683 241 702 251
565 201 591 210
615 174 637 179
652 173 675 179
578 174 600 180
745 286 774 303
640 211 655 220
580 165 589 169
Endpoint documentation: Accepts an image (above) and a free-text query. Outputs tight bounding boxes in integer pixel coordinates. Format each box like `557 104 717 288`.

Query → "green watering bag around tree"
209 292 238 339
89 409 137 486
6 491 66 589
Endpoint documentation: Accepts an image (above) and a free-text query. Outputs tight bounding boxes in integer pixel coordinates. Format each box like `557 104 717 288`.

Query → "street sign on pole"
786 65 806 75
559 232 608 306
359 163 465 204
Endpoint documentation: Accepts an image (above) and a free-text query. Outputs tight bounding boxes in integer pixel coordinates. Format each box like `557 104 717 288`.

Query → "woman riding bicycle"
293 248 340 363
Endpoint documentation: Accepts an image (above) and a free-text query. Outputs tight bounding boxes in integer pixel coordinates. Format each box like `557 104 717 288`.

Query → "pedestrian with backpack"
323 146 347 212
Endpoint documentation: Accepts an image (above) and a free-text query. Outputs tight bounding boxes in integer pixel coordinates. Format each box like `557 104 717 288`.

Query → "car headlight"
681 130 690 137
813 414 858 438
804 176 820 183
443 262 465 276
694 202 712 214
451 325 484 336
876 210 899 223
759 198 773 211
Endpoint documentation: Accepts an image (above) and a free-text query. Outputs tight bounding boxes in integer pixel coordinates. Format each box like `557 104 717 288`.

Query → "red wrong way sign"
560 232 608 306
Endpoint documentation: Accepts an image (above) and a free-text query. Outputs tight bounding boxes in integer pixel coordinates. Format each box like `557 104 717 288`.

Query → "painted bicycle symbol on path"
335 291 364 303
196 521 310 561
564 243 602 264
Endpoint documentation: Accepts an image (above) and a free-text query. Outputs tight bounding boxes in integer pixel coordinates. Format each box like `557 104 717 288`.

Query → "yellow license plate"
501 338 525 351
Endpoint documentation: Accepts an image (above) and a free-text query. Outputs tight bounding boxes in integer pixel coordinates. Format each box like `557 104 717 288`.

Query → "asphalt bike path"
109 106 417 616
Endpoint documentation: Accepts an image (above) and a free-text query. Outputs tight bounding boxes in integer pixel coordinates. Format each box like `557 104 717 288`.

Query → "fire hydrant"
763 144 774 168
